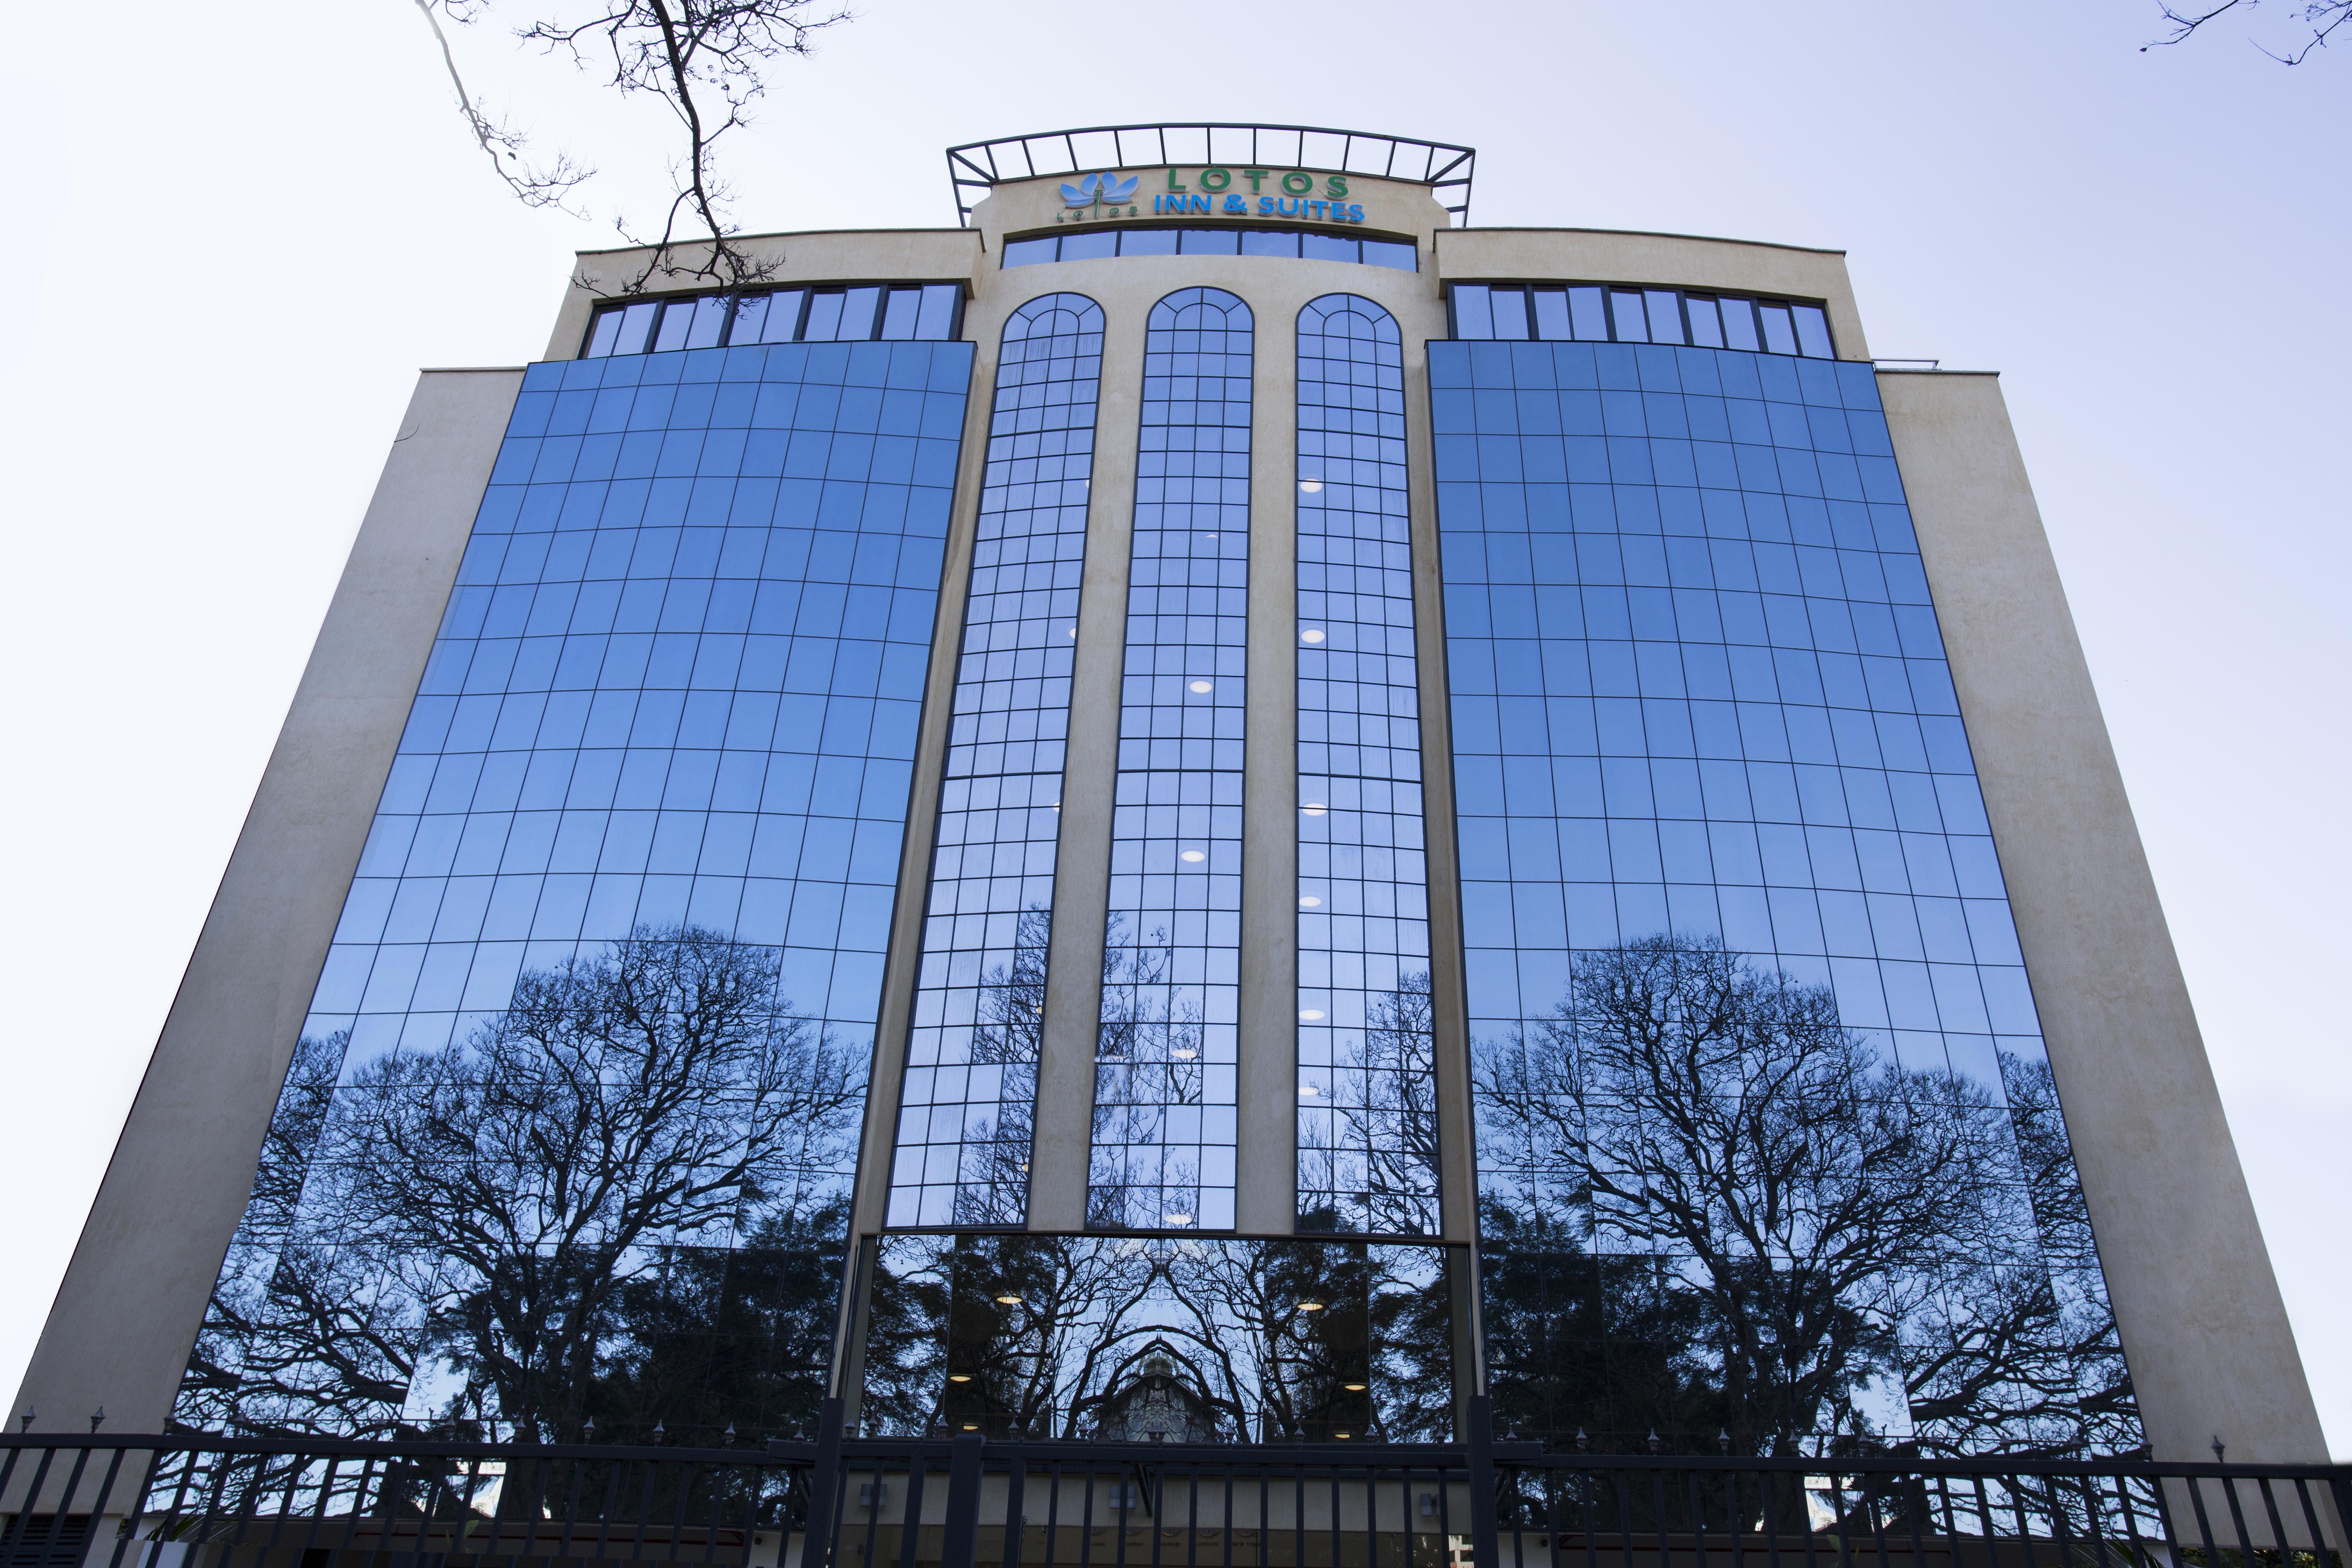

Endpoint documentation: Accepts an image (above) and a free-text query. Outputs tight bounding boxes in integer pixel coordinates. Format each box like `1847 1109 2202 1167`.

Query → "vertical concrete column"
1026 300 1147 1230
11 368 523 1433
1879 369 2328 1463
1235 301 1303 1235
1399 322 1479 1252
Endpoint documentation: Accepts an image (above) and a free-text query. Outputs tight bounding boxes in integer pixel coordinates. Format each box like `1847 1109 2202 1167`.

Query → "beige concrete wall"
1434 229 1870 360
1879 368 2325 1462
11 368 521 1433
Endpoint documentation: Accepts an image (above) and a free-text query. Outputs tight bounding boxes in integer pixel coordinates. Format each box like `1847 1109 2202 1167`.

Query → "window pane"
1684 296 1724 349
1362 239 1417 271
1301 232 1357 263
1793 304 1835 358
1644 290 1685 345
1059 231 1117 261
726 294 768 346
1759 303 1798 355
653 298 698 352
1241 230 1298 256
839 285 883 340
915 283 959 340
1452 285 1494 339
802 290 846 342
685 295 730 349
1720 296 1760 352
1531 289 1572 341
1180 229 1239 254
1118 228 1178 255
761 289 807 342
584 307 624 358
1002 236 1058 267
879 287 922 340
613 300 660 354
1568 286 1608 341
1608 290 1648 342
1489 287 1531 341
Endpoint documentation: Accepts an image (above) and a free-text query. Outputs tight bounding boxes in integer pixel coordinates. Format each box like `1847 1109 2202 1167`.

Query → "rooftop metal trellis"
944 123 1476 227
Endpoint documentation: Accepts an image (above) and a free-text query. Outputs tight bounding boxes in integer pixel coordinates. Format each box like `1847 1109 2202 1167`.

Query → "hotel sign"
1056 167 1369 226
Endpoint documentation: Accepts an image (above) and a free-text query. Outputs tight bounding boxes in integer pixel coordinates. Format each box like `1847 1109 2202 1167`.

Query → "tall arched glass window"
889 293 1103 1229
1294 294 1437 1235
1089 287 1252 1232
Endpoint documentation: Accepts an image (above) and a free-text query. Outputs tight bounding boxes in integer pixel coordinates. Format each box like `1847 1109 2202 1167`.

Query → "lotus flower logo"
1062 171 1140 209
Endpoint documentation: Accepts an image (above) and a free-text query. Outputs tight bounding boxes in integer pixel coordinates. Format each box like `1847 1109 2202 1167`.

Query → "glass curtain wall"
1088 288 1252 1233
890 294 1103 1229
179 338 975 1443
1293 296 1438 1237
1432 338 2139 1456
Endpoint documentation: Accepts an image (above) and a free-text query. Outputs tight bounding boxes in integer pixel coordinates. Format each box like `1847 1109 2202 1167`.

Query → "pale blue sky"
1 0 2344 1447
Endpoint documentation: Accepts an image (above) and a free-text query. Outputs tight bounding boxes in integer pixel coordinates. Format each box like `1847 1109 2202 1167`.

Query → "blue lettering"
1278 197 1300 216
1258 195 1275 214
1310 199 1327 220
1224 194 1247 212
1348 203 1365 223
1190 194 1212 214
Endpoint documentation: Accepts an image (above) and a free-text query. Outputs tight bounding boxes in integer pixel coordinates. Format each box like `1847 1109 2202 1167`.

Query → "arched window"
1293 294 1437 1236
890 293 1105 1229
1089 288 1254 1233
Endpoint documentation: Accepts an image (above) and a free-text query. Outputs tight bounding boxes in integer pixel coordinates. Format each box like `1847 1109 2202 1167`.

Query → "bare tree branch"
2146 0 2352 61
415 0 854 293
412 0 594 213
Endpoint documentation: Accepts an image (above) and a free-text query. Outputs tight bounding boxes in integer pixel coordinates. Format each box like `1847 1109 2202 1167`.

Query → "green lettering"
1199 167 1231 192
1244 169 1267 192
1281 171 1314 196
1166 169 1189 193
1325 175 1349 198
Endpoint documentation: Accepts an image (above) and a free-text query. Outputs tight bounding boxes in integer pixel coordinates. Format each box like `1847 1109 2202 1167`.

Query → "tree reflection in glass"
1089 288 1252 1232
860 1233 1455 1442
1474 933 2139 1456
177 923 860 1442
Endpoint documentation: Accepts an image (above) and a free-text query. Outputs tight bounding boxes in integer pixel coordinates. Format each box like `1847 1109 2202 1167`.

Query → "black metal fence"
5 1402 2346 1568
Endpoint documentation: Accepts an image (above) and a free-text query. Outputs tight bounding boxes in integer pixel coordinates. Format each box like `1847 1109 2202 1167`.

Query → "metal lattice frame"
945 122 1475 227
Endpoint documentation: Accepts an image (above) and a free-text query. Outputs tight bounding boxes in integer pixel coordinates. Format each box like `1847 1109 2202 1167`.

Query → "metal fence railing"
4 1399 2346 1568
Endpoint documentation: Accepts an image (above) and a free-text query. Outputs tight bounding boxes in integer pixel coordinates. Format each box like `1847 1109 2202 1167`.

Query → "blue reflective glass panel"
1089 288 1252 1233
1433 339 2139 1457
1295 295 1435 1237
180 338 976 1445
890 294 1103 1229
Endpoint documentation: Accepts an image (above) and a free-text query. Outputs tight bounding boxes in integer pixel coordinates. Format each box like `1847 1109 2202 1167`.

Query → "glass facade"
1004 227 1418 271
1432 337 2136 1456
1088 288 1252 1233
860 1232 1455 1441
158 200 2150 1463
1293 295 1437 1237
890 295 1103 1229
178 337 974 1443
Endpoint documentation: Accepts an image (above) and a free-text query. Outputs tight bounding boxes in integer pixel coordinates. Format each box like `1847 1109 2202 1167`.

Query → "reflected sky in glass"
1294 294 1437 1237
1088 288 1252 1233
891 294 1102 1229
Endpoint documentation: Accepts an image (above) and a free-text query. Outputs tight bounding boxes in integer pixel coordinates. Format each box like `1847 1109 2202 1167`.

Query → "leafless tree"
186 924 859 1441
1301 972 1441 1236
1475 934 2083 1457
414 0 854 290
1089 920 1210 1230
2145 0 2351 61
950 906 1050 1227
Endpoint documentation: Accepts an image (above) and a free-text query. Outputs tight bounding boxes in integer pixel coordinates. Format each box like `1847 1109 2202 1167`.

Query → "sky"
0 0 2345 1450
